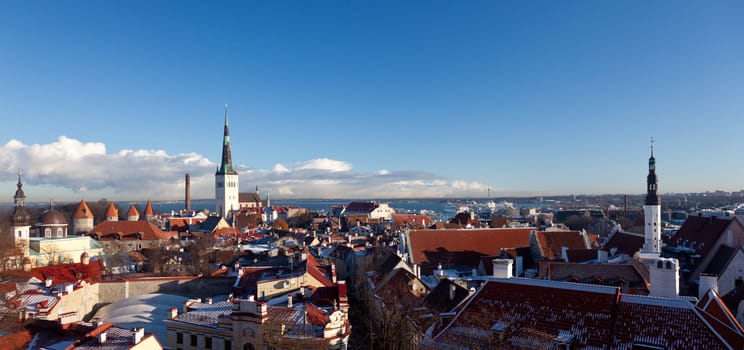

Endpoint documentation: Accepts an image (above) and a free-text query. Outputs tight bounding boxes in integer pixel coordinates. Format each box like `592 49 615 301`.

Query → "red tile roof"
344 201 378 214
408 228 533 270
72 200 94 219
428 278 744 349
305 251 334 287
534 230 588 260
88 221 172 241
31 260 104 285
565 248 598 263
665 215 733 258
602 230 644 256
540 261 649 294
392 214 433 229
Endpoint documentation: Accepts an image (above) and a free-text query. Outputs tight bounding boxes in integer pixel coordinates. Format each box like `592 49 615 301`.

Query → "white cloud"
295 158 352 172
272 163 289 173
0 136 492 200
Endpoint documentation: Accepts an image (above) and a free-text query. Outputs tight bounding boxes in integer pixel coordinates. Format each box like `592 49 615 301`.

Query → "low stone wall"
98 276 235 303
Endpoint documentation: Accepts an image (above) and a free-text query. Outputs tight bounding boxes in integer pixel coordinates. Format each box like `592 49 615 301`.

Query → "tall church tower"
215 105 239 218
10 173 31 256
641 141 662 255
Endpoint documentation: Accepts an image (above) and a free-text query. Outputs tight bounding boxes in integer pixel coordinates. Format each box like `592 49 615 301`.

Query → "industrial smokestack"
185 173 191 211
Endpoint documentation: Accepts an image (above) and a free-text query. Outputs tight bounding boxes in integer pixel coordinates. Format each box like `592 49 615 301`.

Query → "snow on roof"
93 293 192 345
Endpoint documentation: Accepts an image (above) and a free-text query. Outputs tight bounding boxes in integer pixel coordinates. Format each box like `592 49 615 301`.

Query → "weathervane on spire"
650 136 655 156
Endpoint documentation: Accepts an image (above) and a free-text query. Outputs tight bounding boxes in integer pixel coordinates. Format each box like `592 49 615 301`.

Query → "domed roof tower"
37 200 68 238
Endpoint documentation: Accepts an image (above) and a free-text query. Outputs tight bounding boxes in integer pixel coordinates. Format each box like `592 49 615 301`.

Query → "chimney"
699 274 719 299
331 263 337 283
185 173 191 211
515 256 523 277
45 278 53 288
131 327 144 345
206 297 213 305
169 307 178 319
598 250 608 264
98 331 107 344
492 259 513 279
650 257 679 298
449 284 456 301
287 295 293 308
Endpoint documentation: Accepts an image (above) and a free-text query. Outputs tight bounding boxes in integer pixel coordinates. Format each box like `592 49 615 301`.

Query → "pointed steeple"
645 138 660 206
217 105 238 176
13 172 26 206
11 172 31 226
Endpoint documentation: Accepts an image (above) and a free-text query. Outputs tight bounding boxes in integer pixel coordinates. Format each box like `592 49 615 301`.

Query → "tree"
185 235 217 275
272 218 289 231
40 243 62 266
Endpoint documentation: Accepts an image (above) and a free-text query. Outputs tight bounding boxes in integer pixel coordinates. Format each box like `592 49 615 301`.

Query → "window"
176 332 183 344
205 337 212 349
191 334 197 346
224 340 231 349
45 228 51 237
665 261 672 269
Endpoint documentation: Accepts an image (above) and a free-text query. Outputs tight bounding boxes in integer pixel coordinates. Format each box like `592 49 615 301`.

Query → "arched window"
44 228 51 237
657 261 663 269
665 261 672 269
56 228 64 237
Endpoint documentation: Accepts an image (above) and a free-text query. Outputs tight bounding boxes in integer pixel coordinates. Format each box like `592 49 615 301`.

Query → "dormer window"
490 321 509 342
554 331 575 350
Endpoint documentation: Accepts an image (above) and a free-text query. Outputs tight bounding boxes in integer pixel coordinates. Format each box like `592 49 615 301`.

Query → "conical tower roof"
105 202 118 218
144 200 154 216
73 200 94 219
127 204 140 217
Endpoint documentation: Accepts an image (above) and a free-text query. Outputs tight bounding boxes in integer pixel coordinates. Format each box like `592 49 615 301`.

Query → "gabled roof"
407 228 532 272
88 221 172 241
305 251 334 287
698 289 744 340
199 216 227 233
424 278 471 313
392 214 433 229
540 262 649 294
602 230 644 256
665 215 733 258
344 201 378 214
73 200 94 219
565 248 598 263
704 245 738 275
31 260 105 285
429 278 743 349
533 230 587 260
239 192 262 203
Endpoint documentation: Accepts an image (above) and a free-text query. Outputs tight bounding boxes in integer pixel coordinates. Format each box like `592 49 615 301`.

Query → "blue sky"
1 1 743 201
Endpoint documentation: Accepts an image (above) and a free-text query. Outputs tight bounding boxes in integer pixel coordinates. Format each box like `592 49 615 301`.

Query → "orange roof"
144 199 154 216
89 221 172 241
31 260 104 285
72 200 94 219
105 202 118 218
534 230 588 260
407 228 533 266
126 204 139 217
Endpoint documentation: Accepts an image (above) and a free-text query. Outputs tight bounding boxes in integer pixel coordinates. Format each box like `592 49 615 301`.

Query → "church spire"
645 138 660 206
13 171 26 206
217 104 238 176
